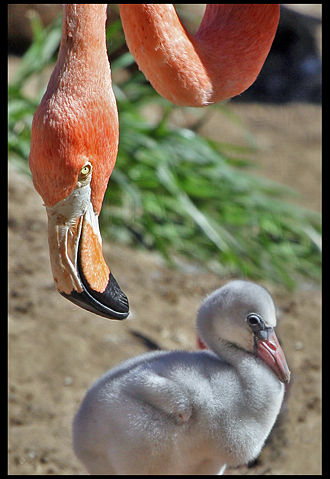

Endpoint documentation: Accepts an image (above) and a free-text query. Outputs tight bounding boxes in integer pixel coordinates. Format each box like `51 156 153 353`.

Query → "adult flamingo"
29 5 280 320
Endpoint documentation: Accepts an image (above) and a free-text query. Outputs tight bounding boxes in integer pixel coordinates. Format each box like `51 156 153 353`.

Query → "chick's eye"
247 313 263 328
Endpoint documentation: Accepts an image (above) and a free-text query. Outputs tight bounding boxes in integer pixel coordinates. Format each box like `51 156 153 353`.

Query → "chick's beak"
46 181 129 320
256 329 291 384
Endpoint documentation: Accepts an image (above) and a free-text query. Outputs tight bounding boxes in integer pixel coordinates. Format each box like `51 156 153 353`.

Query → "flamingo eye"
246 313 264 331
78 163 92 181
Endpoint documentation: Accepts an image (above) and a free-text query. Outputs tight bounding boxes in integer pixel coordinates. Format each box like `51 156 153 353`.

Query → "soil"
8 6 321 474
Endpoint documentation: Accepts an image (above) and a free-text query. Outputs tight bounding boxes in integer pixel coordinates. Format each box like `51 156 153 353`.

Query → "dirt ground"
8 7 321 475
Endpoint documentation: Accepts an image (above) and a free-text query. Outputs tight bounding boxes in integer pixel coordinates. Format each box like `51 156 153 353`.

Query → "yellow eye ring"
78 162 92 181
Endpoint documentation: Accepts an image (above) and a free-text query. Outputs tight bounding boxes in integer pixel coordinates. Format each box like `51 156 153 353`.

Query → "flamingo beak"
45 177 129 320
255 328 291 384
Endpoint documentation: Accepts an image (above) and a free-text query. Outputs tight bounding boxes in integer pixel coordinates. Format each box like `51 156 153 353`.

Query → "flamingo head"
197 281 290 383
28 7 129 320
29 97 129 320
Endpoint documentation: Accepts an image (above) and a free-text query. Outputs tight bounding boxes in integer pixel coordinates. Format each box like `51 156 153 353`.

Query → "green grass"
8 12 321 289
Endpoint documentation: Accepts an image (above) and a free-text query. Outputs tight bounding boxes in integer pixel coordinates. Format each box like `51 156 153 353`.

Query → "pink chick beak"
256 329 291 383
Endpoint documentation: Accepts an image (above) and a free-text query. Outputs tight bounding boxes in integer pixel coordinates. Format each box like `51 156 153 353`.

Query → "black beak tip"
61 272 130 320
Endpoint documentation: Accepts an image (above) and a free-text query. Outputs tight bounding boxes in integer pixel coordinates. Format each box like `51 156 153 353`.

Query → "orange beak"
255 329 291 384
46 166 129 320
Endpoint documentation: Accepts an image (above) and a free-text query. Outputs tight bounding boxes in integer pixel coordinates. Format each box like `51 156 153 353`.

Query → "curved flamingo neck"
200 331 283 407
195 5 280 103
119 4 280 106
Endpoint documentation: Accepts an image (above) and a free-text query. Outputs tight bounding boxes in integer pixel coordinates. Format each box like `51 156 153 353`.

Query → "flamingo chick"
73 280 290 475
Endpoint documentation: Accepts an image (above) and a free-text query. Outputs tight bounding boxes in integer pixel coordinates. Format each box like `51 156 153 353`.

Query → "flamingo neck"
205 335 285 435
198 321 283 395
194 5 280 103
212 338 258 379
48 4 109 95
205 334 254 376
119 4 280 106
61 4 107 54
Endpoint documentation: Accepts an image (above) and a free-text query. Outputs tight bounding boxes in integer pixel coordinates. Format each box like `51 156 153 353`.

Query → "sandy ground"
8 6 321 474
